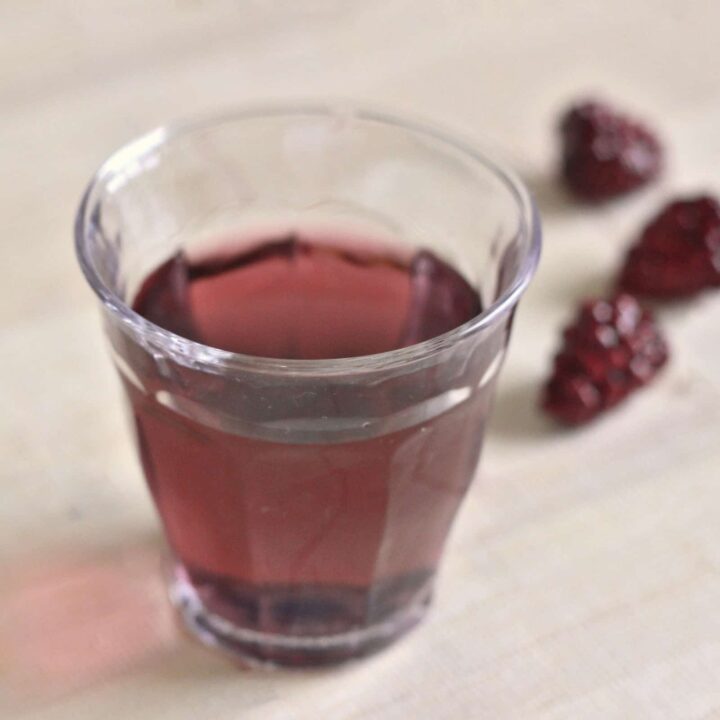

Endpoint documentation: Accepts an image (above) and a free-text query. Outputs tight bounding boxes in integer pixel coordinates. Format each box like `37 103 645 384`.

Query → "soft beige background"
3 1 720 718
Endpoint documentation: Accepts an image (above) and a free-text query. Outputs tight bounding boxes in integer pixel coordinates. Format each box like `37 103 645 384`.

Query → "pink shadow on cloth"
2 540 179 704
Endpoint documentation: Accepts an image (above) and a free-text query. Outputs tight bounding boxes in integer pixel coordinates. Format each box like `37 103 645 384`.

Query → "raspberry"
618 195 720 298
559 100 662 201
542 294 668 425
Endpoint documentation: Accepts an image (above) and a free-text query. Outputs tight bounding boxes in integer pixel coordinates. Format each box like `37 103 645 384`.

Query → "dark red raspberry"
542 294 668 425
618 195 720 298
559 100 662 201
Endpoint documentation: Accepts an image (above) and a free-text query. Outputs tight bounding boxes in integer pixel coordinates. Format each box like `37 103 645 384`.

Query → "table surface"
3 2 720 718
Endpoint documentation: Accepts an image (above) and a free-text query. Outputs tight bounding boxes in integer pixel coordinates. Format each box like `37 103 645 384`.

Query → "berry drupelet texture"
542 294 669 425
559 100 662 202
619 195 720 298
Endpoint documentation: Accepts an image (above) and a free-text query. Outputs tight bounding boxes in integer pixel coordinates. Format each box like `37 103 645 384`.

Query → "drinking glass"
75 105 541 667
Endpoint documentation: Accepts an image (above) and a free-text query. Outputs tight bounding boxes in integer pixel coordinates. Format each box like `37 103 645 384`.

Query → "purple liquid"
127 234 485 664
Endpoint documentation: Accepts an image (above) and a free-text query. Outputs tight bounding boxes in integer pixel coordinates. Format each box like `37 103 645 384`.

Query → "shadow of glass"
487 378 556 442
546 267 614 306
522 171 580 218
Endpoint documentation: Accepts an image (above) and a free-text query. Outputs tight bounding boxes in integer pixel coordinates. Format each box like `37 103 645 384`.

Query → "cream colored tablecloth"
3 2 720 717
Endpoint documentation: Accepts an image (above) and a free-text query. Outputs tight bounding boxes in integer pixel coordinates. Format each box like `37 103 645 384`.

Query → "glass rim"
75 102 541 376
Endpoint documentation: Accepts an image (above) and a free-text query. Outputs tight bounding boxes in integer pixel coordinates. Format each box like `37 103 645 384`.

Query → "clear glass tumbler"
75 105 541 667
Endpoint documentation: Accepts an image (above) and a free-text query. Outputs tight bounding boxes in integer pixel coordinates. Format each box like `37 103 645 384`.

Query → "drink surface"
133 234 482 359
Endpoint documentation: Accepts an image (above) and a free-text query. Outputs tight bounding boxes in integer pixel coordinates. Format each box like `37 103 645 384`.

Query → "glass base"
169 566 432 668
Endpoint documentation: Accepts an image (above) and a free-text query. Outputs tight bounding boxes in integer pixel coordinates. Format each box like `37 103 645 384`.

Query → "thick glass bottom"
169 564 433 668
